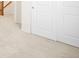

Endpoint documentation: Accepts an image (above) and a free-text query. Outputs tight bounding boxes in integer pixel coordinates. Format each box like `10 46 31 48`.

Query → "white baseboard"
57 34 79 48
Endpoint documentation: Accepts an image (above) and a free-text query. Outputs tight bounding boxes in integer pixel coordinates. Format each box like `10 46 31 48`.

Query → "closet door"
58 1 79 47
32 2 56 40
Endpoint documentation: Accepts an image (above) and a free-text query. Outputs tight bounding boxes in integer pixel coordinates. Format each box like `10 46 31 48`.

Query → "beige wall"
21 1 32 33
15 1 21 24
4 1 22 25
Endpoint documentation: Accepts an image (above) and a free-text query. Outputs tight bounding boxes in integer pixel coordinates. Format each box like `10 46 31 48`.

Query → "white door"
57 1 79 47
32 2 56 40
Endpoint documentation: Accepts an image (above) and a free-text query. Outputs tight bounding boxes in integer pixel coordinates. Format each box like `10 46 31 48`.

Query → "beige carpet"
0 15 79 58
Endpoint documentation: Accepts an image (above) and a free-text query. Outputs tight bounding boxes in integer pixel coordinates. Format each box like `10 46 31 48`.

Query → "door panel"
32 2 55 40
64 7 79 15
58 1 79 47
64 15 79 38
63 1 79 7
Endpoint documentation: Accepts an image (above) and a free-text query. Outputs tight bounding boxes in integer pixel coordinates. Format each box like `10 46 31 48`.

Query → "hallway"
0 15 79 58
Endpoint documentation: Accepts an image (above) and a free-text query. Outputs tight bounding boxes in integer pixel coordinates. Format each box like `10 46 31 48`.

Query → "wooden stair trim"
0 1 4 16
4 1 12 8
0 1 12 16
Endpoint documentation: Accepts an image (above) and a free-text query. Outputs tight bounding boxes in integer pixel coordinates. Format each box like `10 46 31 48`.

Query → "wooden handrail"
4 1 12 8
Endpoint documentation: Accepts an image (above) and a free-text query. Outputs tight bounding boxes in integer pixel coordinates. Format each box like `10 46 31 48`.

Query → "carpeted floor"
0 15 79 58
